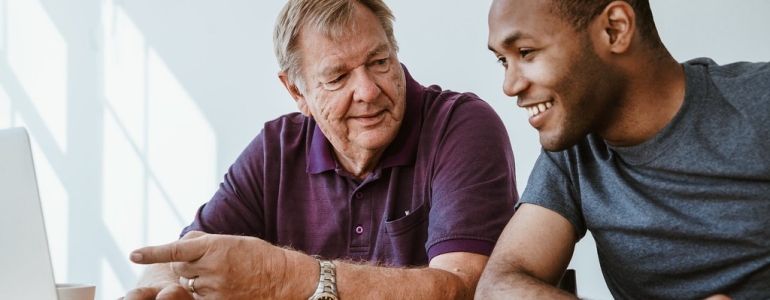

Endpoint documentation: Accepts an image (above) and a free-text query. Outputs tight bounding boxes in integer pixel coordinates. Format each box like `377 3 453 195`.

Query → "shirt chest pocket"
383 203 430 266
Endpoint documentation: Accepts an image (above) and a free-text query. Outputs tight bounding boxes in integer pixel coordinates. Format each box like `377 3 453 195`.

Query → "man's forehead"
314 43 390 76
489 0 549 26
488 0 558 45
295 2 392 78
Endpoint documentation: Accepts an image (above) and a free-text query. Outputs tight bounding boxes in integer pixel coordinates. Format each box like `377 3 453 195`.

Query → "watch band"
308 259 339 300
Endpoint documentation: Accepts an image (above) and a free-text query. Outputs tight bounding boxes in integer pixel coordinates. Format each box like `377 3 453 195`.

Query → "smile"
356 111 384 118
351 110 387 126
525 101 554 117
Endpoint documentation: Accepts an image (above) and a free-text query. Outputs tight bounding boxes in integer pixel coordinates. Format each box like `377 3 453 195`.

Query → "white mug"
56 283 96 300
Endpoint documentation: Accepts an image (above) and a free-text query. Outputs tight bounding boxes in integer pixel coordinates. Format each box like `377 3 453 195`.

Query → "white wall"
1 1 767 299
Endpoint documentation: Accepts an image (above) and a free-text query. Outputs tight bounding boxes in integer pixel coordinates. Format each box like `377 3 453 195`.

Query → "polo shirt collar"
307 64 424 174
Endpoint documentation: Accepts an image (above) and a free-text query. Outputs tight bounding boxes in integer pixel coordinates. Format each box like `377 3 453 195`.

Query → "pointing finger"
130 237 207 264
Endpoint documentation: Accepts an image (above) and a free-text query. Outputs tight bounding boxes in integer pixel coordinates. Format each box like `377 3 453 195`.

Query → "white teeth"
525 101 554 118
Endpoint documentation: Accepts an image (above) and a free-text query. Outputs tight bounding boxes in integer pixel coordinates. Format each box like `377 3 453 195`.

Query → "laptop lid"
0 127 59 300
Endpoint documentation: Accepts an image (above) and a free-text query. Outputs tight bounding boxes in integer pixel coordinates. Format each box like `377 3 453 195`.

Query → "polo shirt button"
355 192 363 199
355 225 364 234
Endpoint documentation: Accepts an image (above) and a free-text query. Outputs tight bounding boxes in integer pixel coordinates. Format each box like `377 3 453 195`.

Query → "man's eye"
520 49 534 58
496 57 508 68
328 74 345 84
371 58 390 71
322 74 346 90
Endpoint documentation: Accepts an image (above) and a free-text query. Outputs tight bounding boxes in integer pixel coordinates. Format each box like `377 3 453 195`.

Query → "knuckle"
168 242 183 261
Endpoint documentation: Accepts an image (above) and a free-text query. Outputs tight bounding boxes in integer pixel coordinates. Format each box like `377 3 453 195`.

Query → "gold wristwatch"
308 259 339 300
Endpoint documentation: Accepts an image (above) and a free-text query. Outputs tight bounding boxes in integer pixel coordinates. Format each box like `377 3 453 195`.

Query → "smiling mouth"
354 110 386 119
525 101 554 117
351 110 388 126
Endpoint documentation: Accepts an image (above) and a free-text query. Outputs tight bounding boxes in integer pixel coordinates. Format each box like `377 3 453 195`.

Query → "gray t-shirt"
522 58 770 299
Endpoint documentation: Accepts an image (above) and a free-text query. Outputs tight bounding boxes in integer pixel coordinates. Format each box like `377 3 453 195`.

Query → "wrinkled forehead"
296 3 396 77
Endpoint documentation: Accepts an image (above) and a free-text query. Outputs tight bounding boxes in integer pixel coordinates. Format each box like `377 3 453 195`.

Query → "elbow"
474 266 533 299
474 267 502 299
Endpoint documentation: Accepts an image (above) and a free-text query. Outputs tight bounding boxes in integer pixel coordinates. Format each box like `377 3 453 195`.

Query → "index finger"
130 237 206 264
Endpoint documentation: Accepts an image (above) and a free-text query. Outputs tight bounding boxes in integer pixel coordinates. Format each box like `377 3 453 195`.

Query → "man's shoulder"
422 84 485 105
262 112 311 135
419 85 498 121
685 58 770 102
541 134 607 167
264 112 307 127
695 58 770 79
685 58 770 143
258 112 315 153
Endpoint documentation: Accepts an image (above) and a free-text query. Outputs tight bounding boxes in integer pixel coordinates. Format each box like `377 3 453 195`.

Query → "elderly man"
120 0 516 299
477 0 770 299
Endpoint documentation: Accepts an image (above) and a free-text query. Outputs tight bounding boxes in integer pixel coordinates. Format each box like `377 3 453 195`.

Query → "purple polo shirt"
182 65 518 266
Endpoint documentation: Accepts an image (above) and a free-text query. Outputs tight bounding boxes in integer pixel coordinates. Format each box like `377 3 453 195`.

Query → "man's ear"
278 72 311 117
598 1 635 54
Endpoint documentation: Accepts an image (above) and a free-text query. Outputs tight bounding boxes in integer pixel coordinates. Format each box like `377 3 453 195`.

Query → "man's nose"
352 70 381 102
503 66 527 98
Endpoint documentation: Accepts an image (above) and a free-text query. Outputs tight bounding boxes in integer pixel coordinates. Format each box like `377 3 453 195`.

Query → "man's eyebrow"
320 64 347 78
368 44 389 58
319 44 389 78
488 31 529 52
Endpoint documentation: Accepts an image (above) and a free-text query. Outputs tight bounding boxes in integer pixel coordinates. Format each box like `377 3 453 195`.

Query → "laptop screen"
0 127 59 300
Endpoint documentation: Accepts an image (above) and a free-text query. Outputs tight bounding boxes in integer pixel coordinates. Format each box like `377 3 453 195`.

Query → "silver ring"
188 277 197 294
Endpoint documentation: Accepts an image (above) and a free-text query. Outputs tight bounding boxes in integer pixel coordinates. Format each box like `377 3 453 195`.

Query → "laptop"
0 127 60 299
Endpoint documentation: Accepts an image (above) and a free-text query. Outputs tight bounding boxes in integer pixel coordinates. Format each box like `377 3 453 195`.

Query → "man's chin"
350 135 393 152
541 144 569 152
539 133 575 152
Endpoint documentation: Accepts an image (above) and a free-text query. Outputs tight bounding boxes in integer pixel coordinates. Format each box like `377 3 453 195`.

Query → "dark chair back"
557 269 577 296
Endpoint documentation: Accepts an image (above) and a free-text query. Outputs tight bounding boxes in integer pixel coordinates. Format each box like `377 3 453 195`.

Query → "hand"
703 295 731 300
129 231 292 299
118 260 194 300
118 283 193 300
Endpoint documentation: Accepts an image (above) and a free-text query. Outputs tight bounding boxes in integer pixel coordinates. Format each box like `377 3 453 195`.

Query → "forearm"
283 250 477 300
475 204 580 299
336 261 474 299
475 267 577 300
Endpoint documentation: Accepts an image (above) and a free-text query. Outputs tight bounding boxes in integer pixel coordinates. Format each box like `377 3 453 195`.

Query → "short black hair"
549 0 663 50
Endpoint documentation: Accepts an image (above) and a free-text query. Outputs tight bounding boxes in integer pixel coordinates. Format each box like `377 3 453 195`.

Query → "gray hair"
274 0 399 93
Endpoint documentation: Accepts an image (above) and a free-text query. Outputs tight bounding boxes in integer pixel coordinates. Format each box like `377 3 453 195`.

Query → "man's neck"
333 148 385 181
599 54 686 147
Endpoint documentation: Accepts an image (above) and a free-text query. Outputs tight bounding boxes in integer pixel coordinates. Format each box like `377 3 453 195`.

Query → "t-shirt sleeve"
519 149 586 240
180 132 266 238
426 96 518 259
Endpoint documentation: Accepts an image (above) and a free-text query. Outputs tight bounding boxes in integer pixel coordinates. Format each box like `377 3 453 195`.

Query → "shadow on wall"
0 0 294 298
